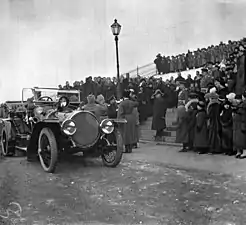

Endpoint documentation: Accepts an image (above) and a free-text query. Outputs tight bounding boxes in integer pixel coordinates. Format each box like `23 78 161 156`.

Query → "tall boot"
128 145 133 153
124 145 130 153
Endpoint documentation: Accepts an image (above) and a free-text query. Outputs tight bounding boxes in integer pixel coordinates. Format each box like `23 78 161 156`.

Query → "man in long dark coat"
117 90 138 153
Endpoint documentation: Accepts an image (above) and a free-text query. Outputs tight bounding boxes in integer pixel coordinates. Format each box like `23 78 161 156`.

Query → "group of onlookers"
166 39 246 158
176 85 246 159
154 38 246 75
59 37 246 157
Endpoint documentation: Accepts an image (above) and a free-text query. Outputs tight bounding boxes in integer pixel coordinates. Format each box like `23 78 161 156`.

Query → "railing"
121 63 157 78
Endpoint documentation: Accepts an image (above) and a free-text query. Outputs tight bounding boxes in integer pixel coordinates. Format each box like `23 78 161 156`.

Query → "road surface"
1 143 246 224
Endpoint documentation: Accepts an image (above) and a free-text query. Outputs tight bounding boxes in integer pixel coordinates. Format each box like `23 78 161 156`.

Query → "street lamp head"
111 19 121 36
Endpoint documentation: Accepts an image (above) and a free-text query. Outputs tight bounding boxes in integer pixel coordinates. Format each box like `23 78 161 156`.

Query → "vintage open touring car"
0 87 125 173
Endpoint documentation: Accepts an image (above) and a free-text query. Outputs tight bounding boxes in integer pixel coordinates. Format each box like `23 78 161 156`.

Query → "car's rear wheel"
101 130 123 167
0 131 15 156
38 128 58 173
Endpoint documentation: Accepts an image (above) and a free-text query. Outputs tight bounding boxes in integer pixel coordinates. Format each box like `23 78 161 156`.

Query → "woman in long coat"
193 101 208 154
206 92 222 153
117 90 138 153
151 89 168 139
220 100 233 155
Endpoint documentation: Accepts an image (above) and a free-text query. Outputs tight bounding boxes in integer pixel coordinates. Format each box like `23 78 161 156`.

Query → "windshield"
22 88 80 102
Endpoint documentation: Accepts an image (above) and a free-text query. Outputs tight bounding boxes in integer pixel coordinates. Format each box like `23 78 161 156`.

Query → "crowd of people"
59 37 246 157
154 38 246 75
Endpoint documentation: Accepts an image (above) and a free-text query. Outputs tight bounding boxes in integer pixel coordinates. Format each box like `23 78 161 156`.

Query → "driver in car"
82 94 107 121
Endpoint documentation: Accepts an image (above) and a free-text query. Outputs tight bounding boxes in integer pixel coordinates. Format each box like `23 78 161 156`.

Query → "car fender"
27 121 61 154
0 119 12 141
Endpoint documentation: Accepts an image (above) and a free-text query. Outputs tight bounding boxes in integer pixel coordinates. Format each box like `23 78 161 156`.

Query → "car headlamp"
35 107 43 114
100 119 114 134
62 119 77 136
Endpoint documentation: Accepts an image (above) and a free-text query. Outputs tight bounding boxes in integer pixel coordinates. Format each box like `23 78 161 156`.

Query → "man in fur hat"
82 94 107 121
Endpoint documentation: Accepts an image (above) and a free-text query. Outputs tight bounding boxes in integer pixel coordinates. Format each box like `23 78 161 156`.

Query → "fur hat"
96 94 105 104
205 92 219 99
226 92 236 101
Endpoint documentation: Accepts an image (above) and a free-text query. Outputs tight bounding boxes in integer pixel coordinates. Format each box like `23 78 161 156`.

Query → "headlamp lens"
100 119 114 134
62 120 76 135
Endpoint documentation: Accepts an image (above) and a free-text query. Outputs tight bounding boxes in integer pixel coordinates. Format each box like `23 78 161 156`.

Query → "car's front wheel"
0 131 15 157
101 130 123 167
38 127 58 173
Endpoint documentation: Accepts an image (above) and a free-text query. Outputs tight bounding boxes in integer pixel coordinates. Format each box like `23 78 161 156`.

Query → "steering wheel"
38 96 53 102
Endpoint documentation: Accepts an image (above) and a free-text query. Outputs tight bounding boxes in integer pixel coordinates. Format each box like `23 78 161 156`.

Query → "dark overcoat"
151 96 167 131
117 99 138 145
220 107 233 150
187 108 197 146
138 91 148 123
193 110 208 148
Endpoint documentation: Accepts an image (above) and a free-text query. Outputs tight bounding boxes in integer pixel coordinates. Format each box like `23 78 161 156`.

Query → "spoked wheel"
38 128 58 173
1 132 7 156
0 132 14 156
101 130 123 167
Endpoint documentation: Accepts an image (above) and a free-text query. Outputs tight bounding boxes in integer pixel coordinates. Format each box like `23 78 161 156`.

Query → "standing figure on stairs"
151 89 168 140
117 90 139 153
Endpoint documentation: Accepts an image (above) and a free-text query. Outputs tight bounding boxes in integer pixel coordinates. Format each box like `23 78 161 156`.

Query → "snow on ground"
155 67 202 81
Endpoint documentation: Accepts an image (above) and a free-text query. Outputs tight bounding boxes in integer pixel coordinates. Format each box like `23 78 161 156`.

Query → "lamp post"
111 19 122 100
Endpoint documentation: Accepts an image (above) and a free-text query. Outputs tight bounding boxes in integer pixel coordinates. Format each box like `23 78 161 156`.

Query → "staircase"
122 63 157 78
140 108 182 146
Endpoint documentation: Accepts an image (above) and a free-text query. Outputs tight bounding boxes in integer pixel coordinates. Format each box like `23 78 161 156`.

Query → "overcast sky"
0 0 246 101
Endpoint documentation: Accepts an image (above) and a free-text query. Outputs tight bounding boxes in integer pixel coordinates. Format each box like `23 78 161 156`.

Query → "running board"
15 146 27 151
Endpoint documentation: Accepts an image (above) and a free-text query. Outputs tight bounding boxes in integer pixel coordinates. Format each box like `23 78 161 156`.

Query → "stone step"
162 130 176 137
142 117 177 126
139 110 178 145
140 136 177 143
140 129 176 137
140 129 155 136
